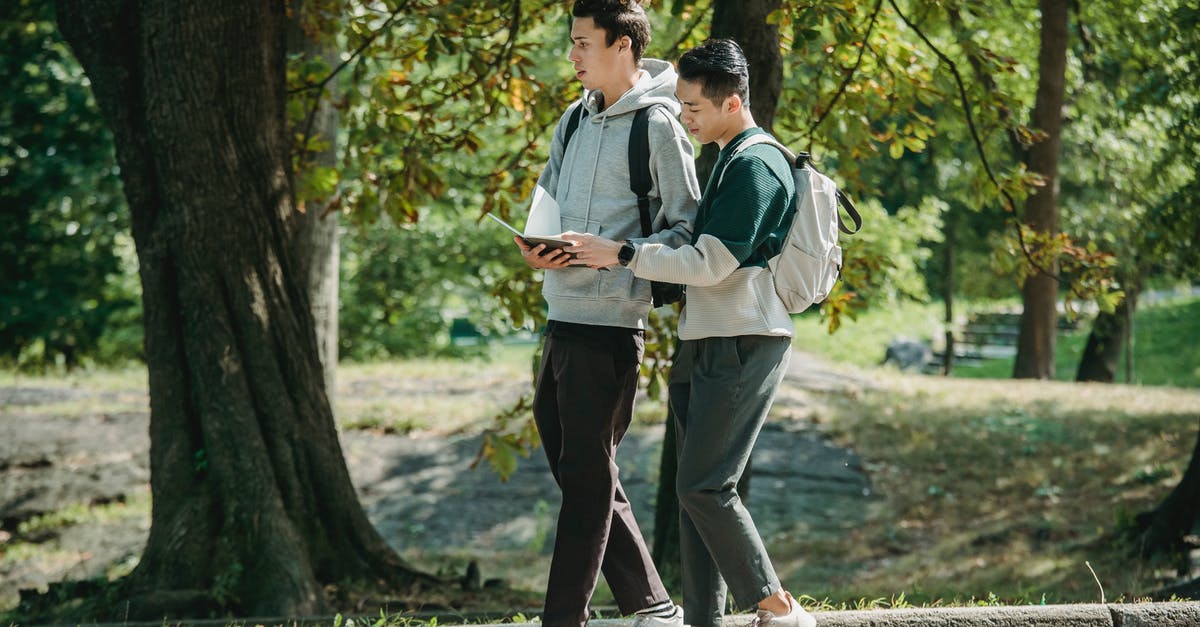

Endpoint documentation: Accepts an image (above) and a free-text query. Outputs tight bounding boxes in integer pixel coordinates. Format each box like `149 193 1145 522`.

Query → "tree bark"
651 407 681 590
1013 0 1069 380
941 192 956 376
287 5 340 396
55 1 428 618
1135 421 1200 561
1075 277 1141 383
694 0 783 184
653 0 782 584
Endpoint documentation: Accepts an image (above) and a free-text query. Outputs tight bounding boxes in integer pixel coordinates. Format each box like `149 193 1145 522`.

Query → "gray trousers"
669 335 792 627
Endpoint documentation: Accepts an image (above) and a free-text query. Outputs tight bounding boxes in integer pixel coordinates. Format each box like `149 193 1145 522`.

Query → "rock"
881 337 932 371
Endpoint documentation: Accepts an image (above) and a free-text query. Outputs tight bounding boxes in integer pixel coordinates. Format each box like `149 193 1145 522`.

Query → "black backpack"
562 101 684 308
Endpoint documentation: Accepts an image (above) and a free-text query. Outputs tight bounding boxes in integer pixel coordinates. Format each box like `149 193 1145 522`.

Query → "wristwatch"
617 241 636 267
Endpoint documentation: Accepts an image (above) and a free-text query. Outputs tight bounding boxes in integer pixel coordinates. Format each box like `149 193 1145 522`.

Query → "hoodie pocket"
544 215 603 299
562 215 601 236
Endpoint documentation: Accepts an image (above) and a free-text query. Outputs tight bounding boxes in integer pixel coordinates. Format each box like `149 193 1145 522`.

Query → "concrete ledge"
80 602 1200 627
809 603 1111 626
1110 601 1200 626
473 602 1200 627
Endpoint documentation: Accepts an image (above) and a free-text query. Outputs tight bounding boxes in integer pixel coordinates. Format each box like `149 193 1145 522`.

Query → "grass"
5 296 1200 619
793 295 1200 389
789 300 945 368
770 369 1200 606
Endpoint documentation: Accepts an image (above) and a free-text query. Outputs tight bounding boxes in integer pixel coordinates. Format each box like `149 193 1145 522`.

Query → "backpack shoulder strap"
835 191 863 235
723 137 864 235
628 105 663 237
563 100 587 149
716 134 795 188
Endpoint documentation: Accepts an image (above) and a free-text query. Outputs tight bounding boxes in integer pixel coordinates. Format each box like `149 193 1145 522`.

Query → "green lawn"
792 295 1200 388
784 370 1200 606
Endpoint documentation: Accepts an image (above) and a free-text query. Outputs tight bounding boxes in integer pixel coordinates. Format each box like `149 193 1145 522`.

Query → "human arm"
631 109 699 248
626 155 791 286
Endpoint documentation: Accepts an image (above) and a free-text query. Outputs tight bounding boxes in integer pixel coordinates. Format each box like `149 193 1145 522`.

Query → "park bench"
932 311 1079 367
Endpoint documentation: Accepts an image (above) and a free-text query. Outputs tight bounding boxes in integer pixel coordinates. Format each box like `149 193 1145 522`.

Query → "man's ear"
725 93 743 114
617 35 633 54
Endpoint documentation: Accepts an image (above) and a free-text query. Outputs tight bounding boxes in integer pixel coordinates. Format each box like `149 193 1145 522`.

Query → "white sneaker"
630 604 684 627
745 593 815 627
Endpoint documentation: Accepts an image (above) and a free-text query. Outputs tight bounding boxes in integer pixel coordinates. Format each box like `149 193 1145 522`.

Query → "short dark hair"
572 0 651 62
678 38 750 106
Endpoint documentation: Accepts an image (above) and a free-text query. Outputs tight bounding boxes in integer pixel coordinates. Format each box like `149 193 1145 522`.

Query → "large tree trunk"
287 5 340 396
55 1 428 618
1075 277 1142 383
693 0 784 184
1013 0 1069 380
651 408 681 589
653 0 783 586
1135 421 1200 567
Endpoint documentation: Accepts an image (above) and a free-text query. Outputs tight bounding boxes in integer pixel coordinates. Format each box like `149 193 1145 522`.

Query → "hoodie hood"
582 58 682 119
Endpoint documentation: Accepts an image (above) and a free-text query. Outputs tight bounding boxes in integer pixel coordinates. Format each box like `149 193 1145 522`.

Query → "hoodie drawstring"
582 114 607 227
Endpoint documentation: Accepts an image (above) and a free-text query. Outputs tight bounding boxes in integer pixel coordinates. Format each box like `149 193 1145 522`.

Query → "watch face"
619 242 635 265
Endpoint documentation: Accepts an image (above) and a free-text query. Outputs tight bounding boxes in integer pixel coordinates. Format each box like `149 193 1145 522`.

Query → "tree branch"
805 0 883 138
289 0 413 96
888 0 1058 281
662 0 716 60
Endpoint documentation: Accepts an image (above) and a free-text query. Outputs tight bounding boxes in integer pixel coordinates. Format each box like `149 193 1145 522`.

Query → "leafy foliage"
0 0 139 370
338 208 520 361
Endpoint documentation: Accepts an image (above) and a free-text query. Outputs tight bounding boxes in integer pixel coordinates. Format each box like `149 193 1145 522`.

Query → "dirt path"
0 350 874 610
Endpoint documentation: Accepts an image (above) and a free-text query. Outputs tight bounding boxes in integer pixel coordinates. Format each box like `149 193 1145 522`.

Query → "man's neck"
597 68 640 112
716 113 757 149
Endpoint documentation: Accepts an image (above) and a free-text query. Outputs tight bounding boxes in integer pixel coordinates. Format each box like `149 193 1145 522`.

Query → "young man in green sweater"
566 38 817 627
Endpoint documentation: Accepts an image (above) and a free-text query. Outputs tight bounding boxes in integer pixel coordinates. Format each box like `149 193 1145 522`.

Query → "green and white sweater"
627 128 795 340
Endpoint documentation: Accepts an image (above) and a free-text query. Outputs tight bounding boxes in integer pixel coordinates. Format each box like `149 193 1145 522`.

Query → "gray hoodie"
535 58 701 330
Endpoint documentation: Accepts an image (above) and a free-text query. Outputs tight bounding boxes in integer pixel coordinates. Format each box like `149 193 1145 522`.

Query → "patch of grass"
790 300 944 368
335 344 539 436
1129 297 1200 387
0 365 148 393
2 491 149 549
796 296 1200 388
774 370 1200 606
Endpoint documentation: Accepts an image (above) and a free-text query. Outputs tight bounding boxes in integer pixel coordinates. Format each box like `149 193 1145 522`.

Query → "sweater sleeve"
628 153 790 286
702 155 791 262
632 107 699 249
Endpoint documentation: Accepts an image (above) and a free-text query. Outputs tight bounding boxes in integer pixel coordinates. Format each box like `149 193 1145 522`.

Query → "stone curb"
468 602 1200 627
70 603 1200 627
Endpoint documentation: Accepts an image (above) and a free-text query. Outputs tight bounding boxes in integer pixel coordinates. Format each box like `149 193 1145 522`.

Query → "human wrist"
617 240 636 267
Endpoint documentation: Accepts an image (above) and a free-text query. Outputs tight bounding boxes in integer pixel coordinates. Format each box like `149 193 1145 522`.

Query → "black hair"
572 0 651 62
677 38 750 106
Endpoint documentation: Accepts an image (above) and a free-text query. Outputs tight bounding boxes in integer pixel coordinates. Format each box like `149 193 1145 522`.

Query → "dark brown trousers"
533 321 670 627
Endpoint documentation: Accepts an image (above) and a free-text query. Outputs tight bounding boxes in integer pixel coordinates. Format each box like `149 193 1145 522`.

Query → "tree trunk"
287 5 340 397
1134 421 1200 561
653 0 783 584
942 203 956 376
1012 0 1069 380
651 408 681 590
694 0 784 184
55 1 428 618
1075 278 1141 383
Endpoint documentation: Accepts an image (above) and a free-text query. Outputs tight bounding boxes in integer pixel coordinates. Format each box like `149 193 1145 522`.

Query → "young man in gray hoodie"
513 2 699 627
